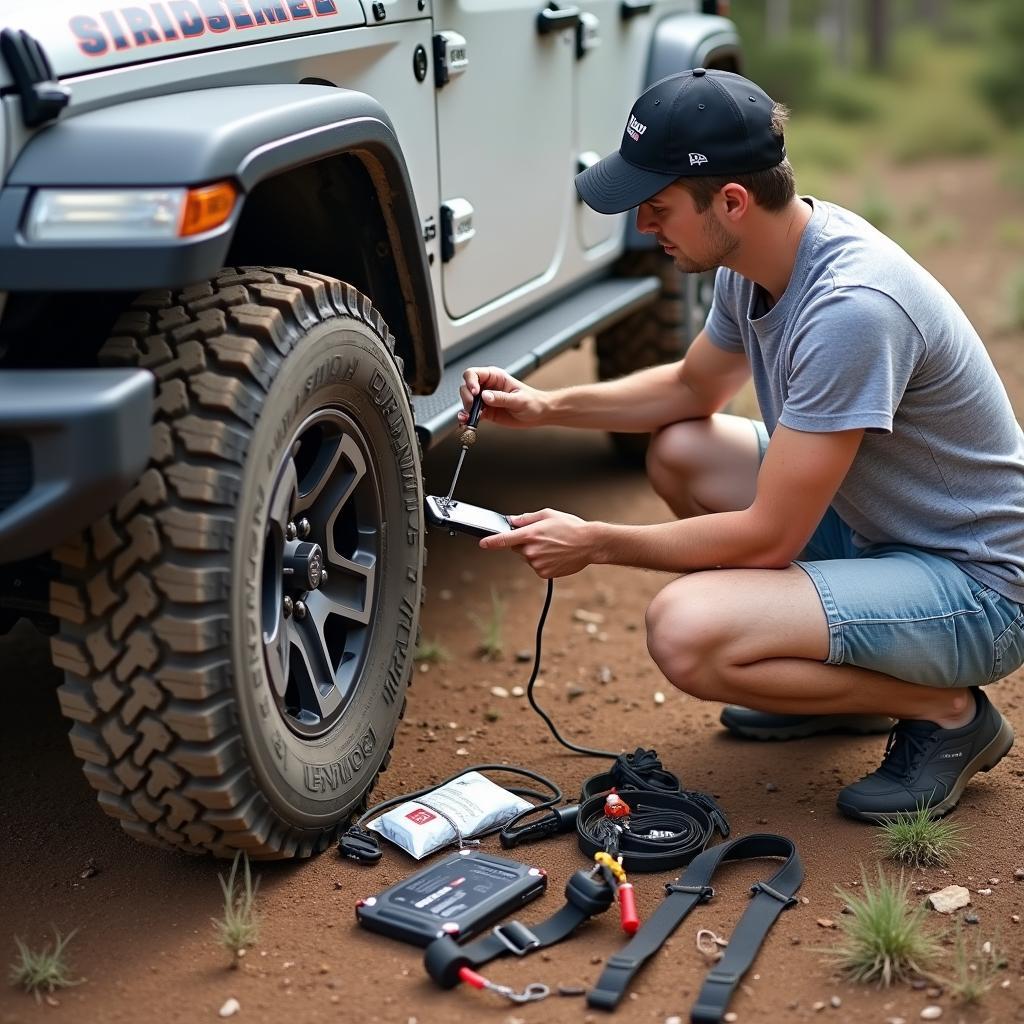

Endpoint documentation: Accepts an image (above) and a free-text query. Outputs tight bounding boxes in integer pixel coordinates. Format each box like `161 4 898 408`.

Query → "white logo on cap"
689 153 708 166
626 114 648 142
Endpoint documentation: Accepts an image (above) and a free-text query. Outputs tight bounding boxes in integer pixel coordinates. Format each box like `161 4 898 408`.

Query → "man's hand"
459 366 548 429
479 509 596 578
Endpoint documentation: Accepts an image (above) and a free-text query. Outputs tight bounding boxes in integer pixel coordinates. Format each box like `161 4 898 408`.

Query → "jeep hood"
1 0 366 85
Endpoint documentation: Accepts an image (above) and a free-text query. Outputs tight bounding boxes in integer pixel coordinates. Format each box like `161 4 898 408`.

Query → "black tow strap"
424 866 615 991
576 787 729 873
587 833 803 1021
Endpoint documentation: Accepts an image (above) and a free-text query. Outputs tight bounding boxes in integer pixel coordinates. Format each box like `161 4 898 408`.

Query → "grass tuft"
822 866 942 987
946 925 1006 1004
8 928 80 1001
413 636 450 664
876 805 969 868
213 851 260 960
469 586 505 661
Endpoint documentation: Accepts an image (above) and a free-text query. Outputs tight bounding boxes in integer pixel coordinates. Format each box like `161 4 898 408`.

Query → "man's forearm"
589 509 790 573
542 362 712 432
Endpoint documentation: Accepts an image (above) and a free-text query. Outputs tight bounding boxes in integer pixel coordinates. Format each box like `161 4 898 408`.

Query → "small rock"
920 1008 942 1021
510 686 525 697
911 979 928 991
490 686 509 698
598 666 614 684
585 622 599 635
885 1018 907 1024
654 691 666 705
927 885 971 913
964 912 979 924
790 937 801 945
816 918 836 929
1012 914 1020 923
80 858 99 879
665 1017 683 1024
567 685 585 701
756 817 768 825
590 955 602 965
455 747 469 756
447 721 457 729
977 887 993 896
766 782 779 793
485 710 500 722
219 998 241 1018
812 1001 826 1012
925 986 942 998
1014 868 1024 880
830 996 841 1008
557 984 586 997
800 896 810 904
573 609 604 624
1001 979 1011 989
318 964 329 975
515 650 533 663
989 877 1000 885
724 1014 738 1023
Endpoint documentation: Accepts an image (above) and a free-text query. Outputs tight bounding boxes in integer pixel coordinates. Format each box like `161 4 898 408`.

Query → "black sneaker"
836 687 1014 822
720 705 895 741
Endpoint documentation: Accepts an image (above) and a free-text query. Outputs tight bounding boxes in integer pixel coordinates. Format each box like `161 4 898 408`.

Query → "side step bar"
412 275 660 448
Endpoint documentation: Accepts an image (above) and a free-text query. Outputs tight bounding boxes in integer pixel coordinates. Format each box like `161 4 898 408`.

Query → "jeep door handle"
537 3 581 35
621 0 654 18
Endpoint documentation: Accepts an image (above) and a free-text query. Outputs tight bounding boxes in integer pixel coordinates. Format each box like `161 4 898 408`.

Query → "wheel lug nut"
297 517 311 539
285 521 297 541
293 600 308 620
283 596 293 618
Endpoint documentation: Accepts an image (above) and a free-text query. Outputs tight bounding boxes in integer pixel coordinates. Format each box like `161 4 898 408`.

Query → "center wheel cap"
284 540 325 591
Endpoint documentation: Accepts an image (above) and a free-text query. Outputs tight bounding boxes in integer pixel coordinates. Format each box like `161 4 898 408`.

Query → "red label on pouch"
405 808 436 825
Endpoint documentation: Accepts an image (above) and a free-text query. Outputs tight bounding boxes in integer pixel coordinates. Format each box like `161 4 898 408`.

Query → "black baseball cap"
575 68 785 215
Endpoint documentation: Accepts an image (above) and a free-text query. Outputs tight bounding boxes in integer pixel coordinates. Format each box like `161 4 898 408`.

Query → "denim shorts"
752 419 1024 688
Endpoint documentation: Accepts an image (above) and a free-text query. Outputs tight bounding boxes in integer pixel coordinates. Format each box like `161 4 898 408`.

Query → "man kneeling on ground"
460 69 1022 822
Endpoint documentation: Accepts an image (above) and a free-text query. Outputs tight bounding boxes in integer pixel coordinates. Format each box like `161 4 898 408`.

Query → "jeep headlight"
25 182 236 242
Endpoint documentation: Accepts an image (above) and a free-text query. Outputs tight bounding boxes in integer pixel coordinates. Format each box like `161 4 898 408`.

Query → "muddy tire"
50 268 424 859
594 252 713 464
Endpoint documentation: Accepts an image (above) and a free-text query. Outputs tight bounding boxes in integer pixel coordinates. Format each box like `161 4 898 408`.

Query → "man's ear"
720 183 749 220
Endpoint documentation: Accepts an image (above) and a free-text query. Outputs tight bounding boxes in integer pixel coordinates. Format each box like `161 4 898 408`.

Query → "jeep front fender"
0 84 439 389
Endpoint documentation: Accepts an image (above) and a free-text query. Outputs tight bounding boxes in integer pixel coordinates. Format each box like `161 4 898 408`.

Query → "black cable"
526 579 619 759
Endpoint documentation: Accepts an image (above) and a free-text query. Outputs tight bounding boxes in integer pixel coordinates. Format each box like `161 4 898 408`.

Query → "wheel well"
225 155 420 384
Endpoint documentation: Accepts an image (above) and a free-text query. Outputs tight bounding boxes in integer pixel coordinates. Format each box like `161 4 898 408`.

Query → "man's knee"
645 577 728 700
646 420 713 519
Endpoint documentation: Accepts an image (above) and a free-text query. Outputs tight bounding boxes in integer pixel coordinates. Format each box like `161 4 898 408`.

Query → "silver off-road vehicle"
0 0 740 858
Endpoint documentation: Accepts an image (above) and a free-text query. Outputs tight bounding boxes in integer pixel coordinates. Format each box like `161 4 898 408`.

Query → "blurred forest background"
725 0 1024 337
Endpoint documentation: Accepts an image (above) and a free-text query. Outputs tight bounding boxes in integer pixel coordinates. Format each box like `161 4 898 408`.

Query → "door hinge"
440 199 475 262
433 31 468 88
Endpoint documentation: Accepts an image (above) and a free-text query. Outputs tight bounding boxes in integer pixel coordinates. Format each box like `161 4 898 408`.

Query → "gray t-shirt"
704 197 1024 603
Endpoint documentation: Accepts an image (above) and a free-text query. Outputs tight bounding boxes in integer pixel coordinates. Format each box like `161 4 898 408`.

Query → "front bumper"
0 369 153 563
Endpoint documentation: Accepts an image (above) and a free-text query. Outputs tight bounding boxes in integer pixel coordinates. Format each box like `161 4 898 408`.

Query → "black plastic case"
355 849 546 946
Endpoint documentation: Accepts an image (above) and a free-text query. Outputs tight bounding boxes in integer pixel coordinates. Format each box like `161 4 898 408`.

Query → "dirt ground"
2 158 1024 1024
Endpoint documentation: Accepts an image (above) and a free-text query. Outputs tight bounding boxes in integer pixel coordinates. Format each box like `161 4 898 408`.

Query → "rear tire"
594 252 713 464
50 267 424 858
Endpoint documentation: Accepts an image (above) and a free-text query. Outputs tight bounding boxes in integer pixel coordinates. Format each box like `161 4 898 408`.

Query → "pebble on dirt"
816 918 836 929
219 998 240 1018
490 686 509 698
654 691 666 705
830 996 842 1008
920 1007 942 1020
926 885 970 913
515 650 532 662
1014 867 1024 880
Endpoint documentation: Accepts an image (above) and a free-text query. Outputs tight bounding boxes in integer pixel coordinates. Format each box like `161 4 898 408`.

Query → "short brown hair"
674 102 796 213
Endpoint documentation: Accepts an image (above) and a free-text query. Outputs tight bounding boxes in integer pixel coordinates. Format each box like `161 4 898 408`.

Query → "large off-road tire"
50 267 424 859
594 251 714 464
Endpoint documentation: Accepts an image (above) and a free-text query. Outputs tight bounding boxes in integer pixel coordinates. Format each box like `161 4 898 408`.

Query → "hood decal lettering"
68 0 339 58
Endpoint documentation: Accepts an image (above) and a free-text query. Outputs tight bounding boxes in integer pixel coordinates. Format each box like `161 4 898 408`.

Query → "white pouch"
367 771 531 859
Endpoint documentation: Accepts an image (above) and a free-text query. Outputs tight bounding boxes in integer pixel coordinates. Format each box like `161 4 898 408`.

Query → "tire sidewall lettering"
232 319 423 826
